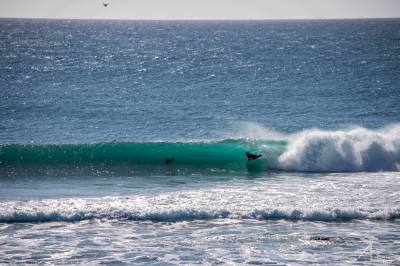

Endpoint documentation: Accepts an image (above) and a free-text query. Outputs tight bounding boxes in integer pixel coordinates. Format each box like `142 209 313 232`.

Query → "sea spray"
276 125 400 172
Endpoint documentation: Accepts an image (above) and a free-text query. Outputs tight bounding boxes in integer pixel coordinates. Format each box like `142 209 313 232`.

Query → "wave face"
1 124 400 175
0 140 286 176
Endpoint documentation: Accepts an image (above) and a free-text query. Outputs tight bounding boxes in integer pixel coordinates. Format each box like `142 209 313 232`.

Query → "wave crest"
274 124 400 172
1 207 399 223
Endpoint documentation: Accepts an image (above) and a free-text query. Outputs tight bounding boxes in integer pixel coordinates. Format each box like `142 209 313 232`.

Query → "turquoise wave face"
0 140 288 176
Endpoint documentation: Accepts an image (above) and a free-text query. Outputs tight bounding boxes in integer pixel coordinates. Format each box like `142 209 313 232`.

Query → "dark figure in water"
165 157 175 165
246 152 262 161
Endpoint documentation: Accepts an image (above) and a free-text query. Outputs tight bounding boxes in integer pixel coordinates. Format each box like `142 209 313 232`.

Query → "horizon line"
1 16 399 22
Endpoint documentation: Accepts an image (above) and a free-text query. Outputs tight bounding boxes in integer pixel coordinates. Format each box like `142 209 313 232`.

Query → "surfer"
246 152 262 161
165 157 175 165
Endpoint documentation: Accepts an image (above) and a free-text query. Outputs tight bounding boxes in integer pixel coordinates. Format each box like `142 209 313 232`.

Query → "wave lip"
275 125 400 172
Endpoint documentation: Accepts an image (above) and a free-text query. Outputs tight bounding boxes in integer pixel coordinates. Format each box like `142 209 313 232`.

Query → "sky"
0 0 399 20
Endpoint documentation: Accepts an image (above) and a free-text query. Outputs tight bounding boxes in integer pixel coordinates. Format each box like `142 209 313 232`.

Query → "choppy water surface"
1 18 400 264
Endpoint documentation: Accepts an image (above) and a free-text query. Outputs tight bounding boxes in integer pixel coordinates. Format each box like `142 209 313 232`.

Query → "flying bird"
103 2 109 7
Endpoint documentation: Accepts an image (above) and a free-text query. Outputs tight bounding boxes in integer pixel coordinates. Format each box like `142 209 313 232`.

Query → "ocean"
0 18 400 264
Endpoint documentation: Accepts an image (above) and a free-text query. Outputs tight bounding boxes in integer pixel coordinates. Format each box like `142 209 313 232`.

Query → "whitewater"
1 168 400 264
2 174 400 223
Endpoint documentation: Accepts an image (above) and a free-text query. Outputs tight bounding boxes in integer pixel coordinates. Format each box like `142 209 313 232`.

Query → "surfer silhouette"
165 157 175 165
246 152 262 161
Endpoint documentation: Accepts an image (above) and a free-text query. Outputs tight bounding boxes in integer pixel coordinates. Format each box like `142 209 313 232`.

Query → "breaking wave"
275 124 400 172
1 203 399 223
1 124 399 175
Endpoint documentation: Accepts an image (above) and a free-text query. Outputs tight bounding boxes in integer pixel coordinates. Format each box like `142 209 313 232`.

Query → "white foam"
275 124 400 172
2 169 399 223
234 122 400 172
1 204 398 223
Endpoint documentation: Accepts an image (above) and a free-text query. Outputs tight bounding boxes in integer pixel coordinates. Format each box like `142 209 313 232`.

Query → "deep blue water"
0 19 400 264
1 19 399 144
